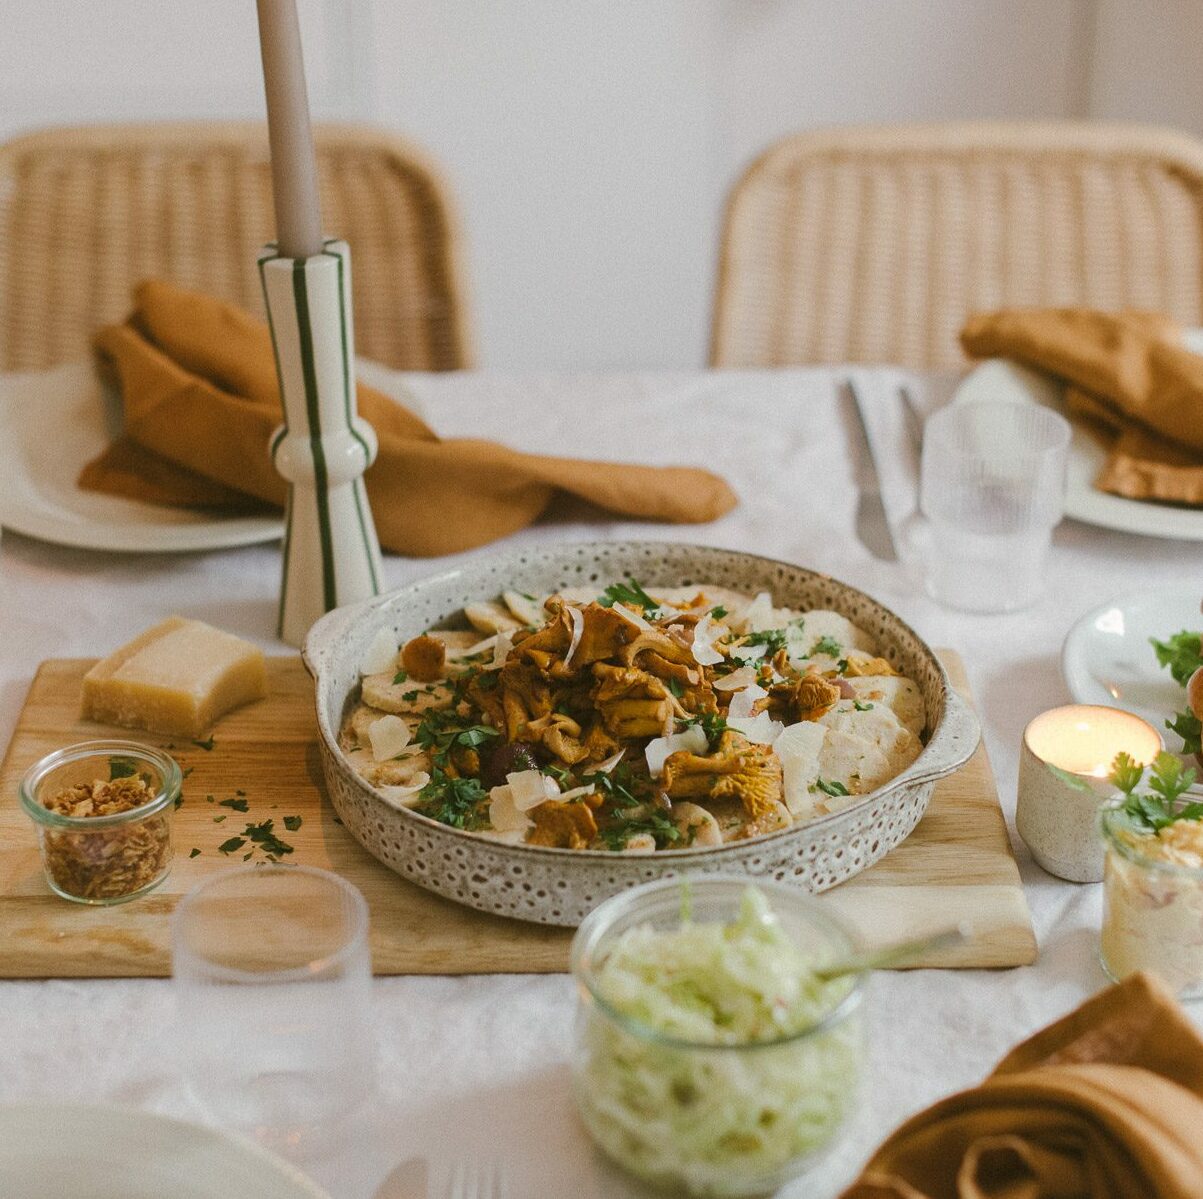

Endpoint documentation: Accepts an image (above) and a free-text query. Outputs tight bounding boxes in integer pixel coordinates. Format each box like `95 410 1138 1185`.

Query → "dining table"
3 362 1203 1199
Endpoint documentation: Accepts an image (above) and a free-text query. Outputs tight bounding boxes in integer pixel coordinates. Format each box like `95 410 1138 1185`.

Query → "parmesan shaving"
488 784 533 834
360 627 398 676
368 714 412 762
645 724 708 777
565 605 585 666
378 772 430 809
727 712 785 746
691 612 725 666
595 749 626 774
557 783 597 803
743 591 775 632
613 603 654 632
727 682 768 721
507 769 560 812
491 630 514 668
447 634 498 661
713 665 759 692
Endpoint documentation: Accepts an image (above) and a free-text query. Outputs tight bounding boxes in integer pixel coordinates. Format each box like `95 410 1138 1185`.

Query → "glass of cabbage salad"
570 877 865 1197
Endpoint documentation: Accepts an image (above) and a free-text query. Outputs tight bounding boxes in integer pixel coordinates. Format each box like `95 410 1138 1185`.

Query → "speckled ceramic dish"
302 542 980 926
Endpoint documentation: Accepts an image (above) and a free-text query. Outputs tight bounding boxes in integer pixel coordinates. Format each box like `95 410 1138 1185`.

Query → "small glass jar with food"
570 876 865 1197
19 740 181 905
1099 750 1203 999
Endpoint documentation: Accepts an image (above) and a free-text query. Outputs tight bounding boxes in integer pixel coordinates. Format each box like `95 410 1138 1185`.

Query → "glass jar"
19 740 180 905
1100 805 1203 999
570 877 866 1198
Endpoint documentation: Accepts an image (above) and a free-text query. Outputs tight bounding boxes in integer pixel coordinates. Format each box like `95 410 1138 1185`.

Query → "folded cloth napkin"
960 308 1203 505
81 281 738 556
841 972 1203 1199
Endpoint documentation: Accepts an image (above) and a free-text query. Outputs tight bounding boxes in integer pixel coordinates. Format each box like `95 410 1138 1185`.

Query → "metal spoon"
813 924 969 980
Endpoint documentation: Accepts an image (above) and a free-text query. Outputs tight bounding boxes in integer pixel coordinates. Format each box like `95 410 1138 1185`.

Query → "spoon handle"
814 924 968 979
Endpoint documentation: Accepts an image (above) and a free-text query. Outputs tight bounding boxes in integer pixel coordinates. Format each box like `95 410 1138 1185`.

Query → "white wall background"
0 1 1199 369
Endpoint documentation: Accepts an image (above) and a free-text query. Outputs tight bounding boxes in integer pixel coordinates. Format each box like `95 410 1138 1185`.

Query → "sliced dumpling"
845 676 926 738
464 600 525 635
819 702 921 775
817 728 893 796
362 671 455 715
502 590 546 626
774 721 827 817
791 610 877 658
341 746 431 787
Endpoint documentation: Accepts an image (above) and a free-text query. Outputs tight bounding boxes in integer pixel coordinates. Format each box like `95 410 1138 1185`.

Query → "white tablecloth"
3 366 1203 1198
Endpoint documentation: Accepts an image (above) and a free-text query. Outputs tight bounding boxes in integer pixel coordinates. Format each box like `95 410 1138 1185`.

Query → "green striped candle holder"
259 239 383 646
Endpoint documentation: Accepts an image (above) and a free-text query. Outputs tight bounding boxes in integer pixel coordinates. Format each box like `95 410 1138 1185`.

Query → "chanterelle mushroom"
528 799 599 848
591 663 675 739
662 730 784 819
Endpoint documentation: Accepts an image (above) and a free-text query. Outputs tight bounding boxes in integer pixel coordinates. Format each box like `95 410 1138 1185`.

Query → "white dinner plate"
1062 586 1202 745
956 329 1203 541
0 1102 330 1198
0 362 283 552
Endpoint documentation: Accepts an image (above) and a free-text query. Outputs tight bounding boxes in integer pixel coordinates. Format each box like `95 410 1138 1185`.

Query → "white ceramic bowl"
303 542 980 926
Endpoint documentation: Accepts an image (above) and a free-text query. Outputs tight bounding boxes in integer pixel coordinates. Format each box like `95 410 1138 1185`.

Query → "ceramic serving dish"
303 542 980 926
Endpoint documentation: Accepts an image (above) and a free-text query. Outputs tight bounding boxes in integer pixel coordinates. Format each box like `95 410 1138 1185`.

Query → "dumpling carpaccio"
819 701 921 775
844 676 926 739
791 610 878 657
818 728 895 798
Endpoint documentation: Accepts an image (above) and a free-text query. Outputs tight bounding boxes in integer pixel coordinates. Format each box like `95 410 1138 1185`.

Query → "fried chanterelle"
338 580 925 852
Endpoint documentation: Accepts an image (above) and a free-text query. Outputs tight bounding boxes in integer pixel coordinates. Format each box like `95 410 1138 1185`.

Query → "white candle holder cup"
259 239 383 647
1016 705 1162 883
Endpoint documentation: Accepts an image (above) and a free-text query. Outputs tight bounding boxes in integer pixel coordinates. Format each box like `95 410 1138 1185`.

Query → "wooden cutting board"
0 652 1035 977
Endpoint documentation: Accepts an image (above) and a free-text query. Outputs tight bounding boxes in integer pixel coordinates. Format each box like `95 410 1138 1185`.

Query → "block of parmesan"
82 617 267 737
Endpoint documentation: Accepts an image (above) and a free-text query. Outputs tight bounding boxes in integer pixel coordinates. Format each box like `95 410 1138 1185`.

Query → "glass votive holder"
1100 802 1203 999
172 865 375 1157
18 740 179 904
1016 705 1161 882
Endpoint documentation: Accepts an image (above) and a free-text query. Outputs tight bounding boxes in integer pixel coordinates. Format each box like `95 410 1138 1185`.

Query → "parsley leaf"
108 756 139 780
681 710 729 748
813 636 843 657
1151 631 1203 687
218 836 246 854
189 847 201 859
416 769 489 830
392 669 408 685
283 815 303 832
218 797 249 812
853 700 874 712
710 605 728 619
600 809 682 851
1167 709 1203 756
415 710 502 767
243 818 295 860
598 578 661 615
667 678 685 698
191 737 216 752
579 763 643 809
815 777 850 797
744 628 787 654
1112 750 1199 832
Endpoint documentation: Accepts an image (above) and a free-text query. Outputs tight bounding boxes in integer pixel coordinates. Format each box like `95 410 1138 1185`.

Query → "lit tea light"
1017 705 1162 883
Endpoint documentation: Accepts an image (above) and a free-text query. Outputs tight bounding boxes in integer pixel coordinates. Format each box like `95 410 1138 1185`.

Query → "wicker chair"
0 121 472 371
711 122 1203 370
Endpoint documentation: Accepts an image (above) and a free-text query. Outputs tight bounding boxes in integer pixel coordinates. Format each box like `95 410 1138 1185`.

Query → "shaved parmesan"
713 665 759 692
557 783 597 803
488 784 533 834
774 723 827 815
360 627 398 676
503 589 545 627
368 714 412 762
732 642 770 663
691 612 724 666
645 724 708 777
595 749 626 774
447 633 498 661
613 603 653 632
491 630 514 668
565 605 585 666
378 772 430 809
743 591 775 631
727 712 785 746
507 769 560 811
727 681 768 721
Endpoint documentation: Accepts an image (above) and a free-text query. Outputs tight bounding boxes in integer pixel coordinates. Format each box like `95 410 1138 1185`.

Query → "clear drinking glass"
172 865 374 1155
904 400 1070 613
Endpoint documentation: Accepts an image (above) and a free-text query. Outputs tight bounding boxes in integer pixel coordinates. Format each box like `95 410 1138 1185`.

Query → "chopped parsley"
744 628 787 654
213 814 227 823
415 709 502 767
814 777 850 798
392 670 409 685
599 577 661 616
218 797 249 812
1111 750 1201 832
243 818 295 860
579 763 643 809
283 815 303 832
181 766 194 779
191 737 216 752
402 690 420 702
189 847 201 858
1151 631 1203 687
813 636 843 657
667 678 685 698
680 710 728 748
853 700 874 712
218 836 246 854
415 769 490 829
108 756 139 780
600 809 681 851
710 605 728 619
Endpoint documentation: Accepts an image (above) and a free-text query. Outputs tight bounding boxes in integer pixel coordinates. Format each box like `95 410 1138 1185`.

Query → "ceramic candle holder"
259 239 383 646
1016 704 1162 882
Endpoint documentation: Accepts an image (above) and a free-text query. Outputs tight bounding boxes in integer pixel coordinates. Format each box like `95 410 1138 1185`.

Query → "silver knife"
844 378 898 562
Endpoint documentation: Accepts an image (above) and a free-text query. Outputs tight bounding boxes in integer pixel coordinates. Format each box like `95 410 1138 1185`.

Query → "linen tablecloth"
3 366 1203 1198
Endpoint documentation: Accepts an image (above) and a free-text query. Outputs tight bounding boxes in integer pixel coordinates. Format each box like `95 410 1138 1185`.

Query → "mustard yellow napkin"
961 308 1203 506
82 281 738 556
841 972 1203 1199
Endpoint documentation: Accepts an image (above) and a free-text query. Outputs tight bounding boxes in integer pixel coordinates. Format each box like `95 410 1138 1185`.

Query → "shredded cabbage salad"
574 887 862 1197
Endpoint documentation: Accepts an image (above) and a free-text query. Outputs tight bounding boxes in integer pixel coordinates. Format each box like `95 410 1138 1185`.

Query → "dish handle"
907 686 982 786
301 593 384 681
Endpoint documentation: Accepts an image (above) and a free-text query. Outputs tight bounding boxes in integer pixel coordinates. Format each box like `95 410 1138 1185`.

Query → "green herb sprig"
1111 750 1202 833
1151 631 1203 687
598 578 661 617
